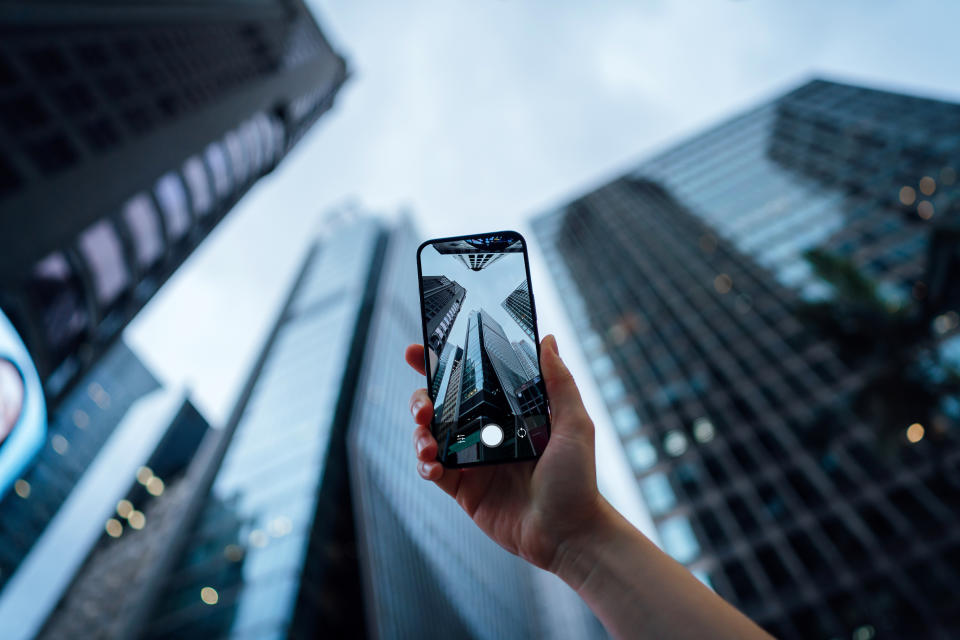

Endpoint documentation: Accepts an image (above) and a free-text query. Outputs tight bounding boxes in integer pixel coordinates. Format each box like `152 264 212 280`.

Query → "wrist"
548 495 622 591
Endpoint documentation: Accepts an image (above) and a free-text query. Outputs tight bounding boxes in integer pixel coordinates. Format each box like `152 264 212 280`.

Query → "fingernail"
416 438 428 454
417 461 428 477
548 335 559 356
412 401 423 417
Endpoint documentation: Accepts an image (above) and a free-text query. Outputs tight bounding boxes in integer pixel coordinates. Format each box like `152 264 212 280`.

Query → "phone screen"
417 231 550 467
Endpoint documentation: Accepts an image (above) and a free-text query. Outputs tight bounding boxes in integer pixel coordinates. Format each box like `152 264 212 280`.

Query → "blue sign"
0 309 46 500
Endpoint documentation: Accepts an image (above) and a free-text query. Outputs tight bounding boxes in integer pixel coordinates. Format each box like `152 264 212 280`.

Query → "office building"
0 340 210 640
0 0 348 402
502 280 536 342
143 218 386 639
432 236 523 271
0 1 348 635
347 216 603 639
431 343 452 399
439 345 465 428
421 275 467 362
513 339 539 379
533 79 960 638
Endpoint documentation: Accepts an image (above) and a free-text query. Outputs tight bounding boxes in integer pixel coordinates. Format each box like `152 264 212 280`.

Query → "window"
76 219 130 307
640 473 677 515
182 156 213 217
611 405 640 435
26 252 90 355
204 141 232 198
121 193 164 268
154 172 192 241
658 516 701 563
626 437 657 471
224 129 248 185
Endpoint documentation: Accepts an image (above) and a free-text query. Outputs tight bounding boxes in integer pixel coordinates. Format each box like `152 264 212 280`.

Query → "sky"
126 0 960 536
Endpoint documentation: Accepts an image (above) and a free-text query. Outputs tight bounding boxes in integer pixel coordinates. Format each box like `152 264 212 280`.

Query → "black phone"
416 230 550 468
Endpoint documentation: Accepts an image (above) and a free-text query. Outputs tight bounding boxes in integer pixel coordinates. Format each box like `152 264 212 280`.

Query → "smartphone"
416 231 550 468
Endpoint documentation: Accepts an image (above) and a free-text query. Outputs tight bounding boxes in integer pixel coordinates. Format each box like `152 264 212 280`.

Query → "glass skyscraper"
534 79 960 638
144 218 387 639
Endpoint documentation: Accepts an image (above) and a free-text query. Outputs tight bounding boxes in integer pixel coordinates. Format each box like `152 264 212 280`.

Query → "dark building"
446 309 533 463
0 1 348 636
421 275 466 364
0 0 348 402
346 216 603 639
0 341 211 640
502 280 536 343
534 79 960 639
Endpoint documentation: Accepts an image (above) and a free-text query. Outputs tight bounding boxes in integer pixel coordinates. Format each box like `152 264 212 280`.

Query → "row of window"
12 111 285 389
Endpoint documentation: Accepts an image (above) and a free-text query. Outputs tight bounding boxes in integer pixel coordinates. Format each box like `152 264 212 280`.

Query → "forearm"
551 498 771 640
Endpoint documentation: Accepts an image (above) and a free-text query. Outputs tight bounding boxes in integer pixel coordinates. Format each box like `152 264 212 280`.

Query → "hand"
405 334 604 571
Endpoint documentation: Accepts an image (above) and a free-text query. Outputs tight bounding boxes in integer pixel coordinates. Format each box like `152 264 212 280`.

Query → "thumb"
540 335 592 432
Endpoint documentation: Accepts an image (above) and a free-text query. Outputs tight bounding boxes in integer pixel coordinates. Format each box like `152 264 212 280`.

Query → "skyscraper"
432 236 523 271
421 275 467 364
512 339 539 380
431 343 452 400
347 217 603 639
0 1 348 635
502 280 536 342
143 217 386 639
0 0 348 402
534 79 960 639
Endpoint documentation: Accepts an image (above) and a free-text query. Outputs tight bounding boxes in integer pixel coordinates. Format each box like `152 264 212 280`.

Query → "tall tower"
0 0 348 402
534 79 960 639
420 275 467 363
502 280 536 342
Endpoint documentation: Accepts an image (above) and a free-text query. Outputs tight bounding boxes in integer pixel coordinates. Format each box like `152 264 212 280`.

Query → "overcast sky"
126 0 960 536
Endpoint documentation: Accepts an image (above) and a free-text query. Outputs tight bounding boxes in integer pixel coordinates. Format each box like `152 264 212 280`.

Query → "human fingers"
409 388 433 426
540 335 593 436
413 424 438 462
405 344 426 376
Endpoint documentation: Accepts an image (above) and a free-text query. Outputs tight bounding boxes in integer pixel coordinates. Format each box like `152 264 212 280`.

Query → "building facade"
0 1 348 635
0 0 348 402
534 79 960 639
502 280 536 342
421 275 467 361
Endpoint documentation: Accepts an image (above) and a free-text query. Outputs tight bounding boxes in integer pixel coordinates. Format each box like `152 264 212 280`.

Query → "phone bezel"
415 230 550 469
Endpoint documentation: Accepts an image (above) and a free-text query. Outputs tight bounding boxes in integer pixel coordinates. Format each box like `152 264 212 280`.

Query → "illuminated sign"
0 309 46 500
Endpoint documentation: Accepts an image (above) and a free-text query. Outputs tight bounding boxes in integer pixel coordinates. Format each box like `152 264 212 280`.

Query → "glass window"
658 515 701 563
224 129 249 185
121 193 164 268
204 142 232 198
77 219 130 307
611 405 640 435
640 473 677 515
626 436 657 471
154 172 192 241
27 252 90 354
240 119 263 174
182 156 213 217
